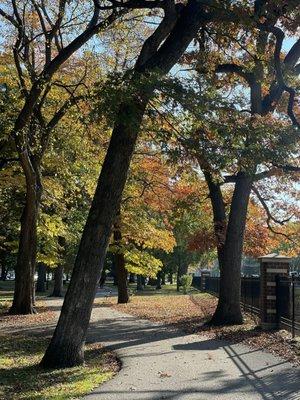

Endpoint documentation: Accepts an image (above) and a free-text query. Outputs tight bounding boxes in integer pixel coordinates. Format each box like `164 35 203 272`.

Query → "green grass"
105 281 201 297
0 334 118 400
0 280 68 313
0 281 14 312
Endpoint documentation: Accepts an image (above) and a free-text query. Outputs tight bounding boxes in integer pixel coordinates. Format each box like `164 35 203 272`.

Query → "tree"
41 0 222 368
0 0 123 314
153 1 300 324
112 150 176 302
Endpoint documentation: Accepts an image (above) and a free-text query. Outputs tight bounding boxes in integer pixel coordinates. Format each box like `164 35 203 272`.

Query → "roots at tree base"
208 302 243 326
40 342 84 369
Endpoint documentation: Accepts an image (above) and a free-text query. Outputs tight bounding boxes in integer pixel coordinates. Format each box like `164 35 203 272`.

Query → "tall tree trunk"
10 162 42 315
111 260 118 285
177 266 180 292
114 212 129 304
177 259 187 291
41 1 209 369
156 271 162 290
169 273 173 284
161 273 166 285
99 268 107 288
116 255 128 303
148 277 157 286
36 263 47 293
41 97 147 368
210 174 253 325
203 171 227 270
51 265 64 297
137 275 144 291
51 236 66 297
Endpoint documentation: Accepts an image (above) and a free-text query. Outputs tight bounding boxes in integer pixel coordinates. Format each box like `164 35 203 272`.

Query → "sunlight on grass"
0 335 119 400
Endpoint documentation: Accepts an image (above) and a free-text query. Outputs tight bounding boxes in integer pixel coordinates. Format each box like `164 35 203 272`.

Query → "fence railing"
192 274 300 337
276 277 300 337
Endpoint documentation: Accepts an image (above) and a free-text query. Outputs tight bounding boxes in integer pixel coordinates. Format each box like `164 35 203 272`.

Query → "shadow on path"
85 307 300 400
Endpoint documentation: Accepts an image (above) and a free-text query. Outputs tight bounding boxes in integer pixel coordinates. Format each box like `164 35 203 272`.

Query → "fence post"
259 253 291 330
200 270 211 291
292 276 295 338
251 278 254 316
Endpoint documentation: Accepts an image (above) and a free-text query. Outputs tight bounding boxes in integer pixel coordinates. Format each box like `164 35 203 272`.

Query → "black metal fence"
192 274 300 337
195 276 261 316
277 277 300 337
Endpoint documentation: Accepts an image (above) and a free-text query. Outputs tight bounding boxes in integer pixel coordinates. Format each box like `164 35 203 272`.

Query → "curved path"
85 301 300 400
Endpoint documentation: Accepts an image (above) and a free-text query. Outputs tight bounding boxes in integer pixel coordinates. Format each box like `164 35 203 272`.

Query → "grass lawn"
0 281 120 400
0 280 15 312
0 280 68 306
0 334 119 400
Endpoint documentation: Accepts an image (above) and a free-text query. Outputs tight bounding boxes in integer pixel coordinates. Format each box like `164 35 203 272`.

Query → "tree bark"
169 273 173 284
10 162 42 315
210 173 253 325
36 263 47 293
41 0 210 369
51 265 64 297
177 267 180 292
51 236 66 297
41 97 147 368
99 269 107 288
203 171 227 269
114 212 129 304
116 254 128 303
177 261 188 291
137 275 144 291
156 271 162 290
148 277 157 286
111 260 118 285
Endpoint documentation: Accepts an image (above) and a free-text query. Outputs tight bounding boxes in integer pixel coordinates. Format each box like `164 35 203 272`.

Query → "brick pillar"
259 253 291 330
201 270 211 291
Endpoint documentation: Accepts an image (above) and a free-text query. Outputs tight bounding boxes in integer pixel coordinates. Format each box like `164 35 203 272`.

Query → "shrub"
180 274 193 294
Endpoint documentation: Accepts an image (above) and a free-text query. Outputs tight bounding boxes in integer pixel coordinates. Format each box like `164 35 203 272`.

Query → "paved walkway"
85 302 300 400
4 288 299 399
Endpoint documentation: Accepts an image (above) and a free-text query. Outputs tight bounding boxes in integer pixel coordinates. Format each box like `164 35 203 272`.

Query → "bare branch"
252 185 293 227
0 8 18 27
284 38 300 68
272 164 300 173
216 63 255 85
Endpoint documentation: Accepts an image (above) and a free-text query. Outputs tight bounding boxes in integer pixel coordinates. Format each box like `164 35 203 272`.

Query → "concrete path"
85 304 300 400
4 287 298 399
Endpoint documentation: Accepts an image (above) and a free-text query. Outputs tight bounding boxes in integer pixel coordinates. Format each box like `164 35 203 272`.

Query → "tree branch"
252 186 293 233
136 0 179 69
216 63 256 85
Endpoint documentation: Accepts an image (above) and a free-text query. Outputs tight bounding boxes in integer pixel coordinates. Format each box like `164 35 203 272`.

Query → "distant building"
193 256 260 278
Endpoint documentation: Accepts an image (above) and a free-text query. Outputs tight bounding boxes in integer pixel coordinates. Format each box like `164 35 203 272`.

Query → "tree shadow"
85 310 300 400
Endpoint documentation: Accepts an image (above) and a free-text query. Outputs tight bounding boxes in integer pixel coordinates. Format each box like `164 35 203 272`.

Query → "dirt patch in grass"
107 292 300 366
0 333 120 400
